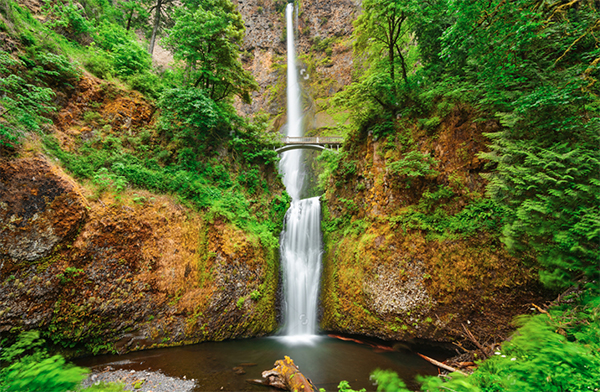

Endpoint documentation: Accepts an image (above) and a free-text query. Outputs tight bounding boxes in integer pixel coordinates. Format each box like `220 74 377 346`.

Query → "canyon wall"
0 75 284 355
319 106 552 344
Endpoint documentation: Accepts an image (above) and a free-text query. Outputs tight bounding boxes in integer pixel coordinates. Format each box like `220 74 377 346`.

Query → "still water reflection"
76 336 439 391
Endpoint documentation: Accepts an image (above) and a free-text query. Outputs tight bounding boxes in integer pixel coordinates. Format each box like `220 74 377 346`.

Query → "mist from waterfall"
278 2 323 341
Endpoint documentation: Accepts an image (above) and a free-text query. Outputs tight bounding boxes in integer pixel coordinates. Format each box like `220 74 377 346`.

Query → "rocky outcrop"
0 157 87 262
320 106 553 345
0 156 279 355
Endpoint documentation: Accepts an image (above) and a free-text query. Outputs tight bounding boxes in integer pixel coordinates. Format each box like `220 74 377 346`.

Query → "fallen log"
417 353 467 375
258 356 315 391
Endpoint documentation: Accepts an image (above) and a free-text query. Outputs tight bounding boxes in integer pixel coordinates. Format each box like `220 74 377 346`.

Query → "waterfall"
279 2 322 339
281 1 303 200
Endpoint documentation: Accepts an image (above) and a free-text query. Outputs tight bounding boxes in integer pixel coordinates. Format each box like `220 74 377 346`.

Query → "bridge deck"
280 136 343 145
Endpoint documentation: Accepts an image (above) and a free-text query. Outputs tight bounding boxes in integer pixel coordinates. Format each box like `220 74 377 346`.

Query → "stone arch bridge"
275 136 343 153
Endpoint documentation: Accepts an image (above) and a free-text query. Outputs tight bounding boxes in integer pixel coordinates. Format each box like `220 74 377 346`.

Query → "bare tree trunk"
149 0 162 55
126 8 134 31
396 43 408 84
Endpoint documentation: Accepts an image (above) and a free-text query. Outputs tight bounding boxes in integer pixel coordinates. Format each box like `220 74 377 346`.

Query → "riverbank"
80 368 196 392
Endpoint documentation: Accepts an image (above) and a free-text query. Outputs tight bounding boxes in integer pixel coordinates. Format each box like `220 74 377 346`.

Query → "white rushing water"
279 2 323 340
280 2 303 199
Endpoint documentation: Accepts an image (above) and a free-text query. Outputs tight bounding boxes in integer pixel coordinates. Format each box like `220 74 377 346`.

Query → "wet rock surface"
320 107 554 344
363 260 433 318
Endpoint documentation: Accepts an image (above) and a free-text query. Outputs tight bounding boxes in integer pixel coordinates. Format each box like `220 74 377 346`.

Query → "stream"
75 336 441 391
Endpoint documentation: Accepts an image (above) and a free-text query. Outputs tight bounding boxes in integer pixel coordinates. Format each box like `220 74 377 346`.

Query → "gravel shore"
80 367 196 392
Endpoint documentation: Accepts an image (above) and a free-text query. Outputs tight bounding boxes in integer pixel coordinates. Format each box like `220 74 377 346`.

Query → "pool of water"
75 335 442 391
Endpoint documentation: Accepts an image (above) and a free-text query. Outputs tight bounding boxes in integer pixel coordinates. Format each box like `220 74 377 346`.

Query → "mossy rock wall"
0 155 280 355
320 106 553 344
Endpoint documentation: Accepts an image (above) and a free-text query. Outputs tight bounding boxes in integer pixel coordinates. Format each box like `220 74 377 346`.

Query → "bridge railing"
280 136 344 145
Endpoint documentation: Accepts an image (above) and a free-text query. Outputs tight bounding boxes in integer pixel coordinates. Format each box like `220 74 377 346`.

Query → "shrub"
43 0 94 43
387 150 439 188
127 71 162 99
111 41 151 76
0 331 87 391
84 46 115 79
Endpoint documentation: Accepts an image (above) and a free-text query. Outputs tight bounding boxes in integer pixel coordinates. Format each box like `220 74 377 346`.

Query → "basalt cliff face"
235 0 358 130
319 106 553 344
0 76 282 355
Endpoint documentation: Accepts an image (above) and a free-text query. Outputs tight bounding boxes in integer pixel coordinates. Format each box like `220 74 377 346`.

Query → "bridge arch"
275 144 331 153
275 136 343 154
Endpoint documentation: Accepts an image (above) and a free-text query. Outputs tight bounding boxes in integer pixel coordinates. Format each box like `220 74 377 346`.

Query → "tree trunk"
126 8 134 31
389 43 395 86
149 0 162 55
396 43 408 84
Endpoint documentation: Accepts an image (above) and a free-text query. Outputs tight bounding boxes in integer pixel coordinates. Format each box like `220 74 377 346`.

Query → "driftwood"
461 324 489 359
254 356 315 391
417 353 466 375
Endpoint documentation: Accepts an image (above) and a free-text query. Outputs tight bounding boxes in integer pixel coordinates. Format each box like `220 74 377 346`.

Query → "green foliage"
0 331 125 391
341 0 421 120
43 0 94 42
127 71 162 99
158 87 224 146
83 382 126 391
0 331 87 391
369 370 410 392
0 47 80 147
387 150 439 179
114 0 150 32
273 0 287 14
337 380 366 392
162 0 258 103
312 36 335 56
440 0 600 289
236 297 245 309
56 267 85 284
316 149 344 191
388 198 506 241
331 0 600 289
85 21 152 78
83 46 114 79
250 290 261 301
110 40 151 77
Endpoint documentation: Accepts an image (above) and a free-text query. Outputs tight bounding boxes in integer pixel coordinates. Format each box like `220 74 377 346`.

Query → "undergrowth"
333 288 600 392
0 331 124 391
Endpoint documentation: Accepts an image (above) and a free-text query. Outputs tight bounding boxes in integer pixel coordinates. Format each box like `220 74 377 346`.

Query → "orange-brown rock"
320 105 553 345
0 157 87 262
0 156 279 355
